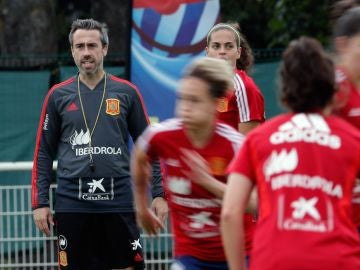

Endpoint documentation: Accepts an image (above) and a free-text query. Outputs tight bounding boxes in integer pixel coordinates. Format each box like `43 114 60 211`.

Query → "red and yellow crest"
59 251 68 266
209 157 228 176
216 97 229 113
106 98 120 115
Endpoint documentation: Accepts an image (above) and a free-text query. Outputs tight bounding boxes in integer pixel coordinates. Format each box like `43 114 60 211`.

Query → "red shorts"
55 212 145 270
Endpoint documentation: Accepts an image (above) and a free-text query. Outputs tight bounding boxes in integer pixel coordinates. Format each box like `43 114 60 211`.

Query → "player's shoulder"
215 121 245 142
150 118 183 133
109 74 134 87
47 76 76 98
108 74 141 94
141 118 182 143
234 69 262 94
247 114 289 137
55 76 76 88
252 112 360 139
234 69 254 83
329 115 360 141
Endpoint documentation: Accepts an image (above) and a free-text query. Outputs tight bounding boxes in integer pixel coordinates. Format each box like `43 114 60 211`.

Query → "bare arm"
131 144 164 235
238 121 261 135
180 148 258 213
181 149 225 198
221 173 254 270
246 187 258 213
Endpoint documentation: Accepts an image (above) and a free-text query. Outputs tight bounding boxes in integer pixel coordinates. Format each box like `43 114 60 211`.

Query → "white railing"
0 161 57 171
0 162 173 269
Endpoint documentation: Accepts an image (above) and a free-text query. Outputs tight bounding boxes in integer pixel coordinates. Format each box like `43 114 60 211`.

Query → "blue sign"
131 0 220 121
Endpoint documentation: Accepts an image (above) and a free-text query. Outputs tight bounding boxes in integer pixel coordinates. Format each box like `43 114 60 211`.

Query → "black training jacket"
32 73 164 212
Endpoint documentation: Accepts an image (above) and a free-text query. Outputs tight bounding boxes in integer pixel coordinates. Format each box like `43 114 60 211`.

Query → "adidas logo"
67 102 78 111
263 148 298 180
269 113 341 149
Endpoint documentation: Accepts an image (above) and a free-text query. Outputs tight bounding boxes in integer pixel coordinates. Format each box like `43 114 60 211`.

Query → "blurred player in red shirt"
131 57 245 270
206 22 264 258
221 37 360 270
333 6 360 229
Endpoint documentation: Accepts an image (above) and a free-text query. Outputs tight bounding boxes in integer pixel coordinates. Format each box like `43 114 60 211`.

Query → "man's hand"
33 207 54 236
180 149 211 187
151 196 169 225
137 207 164 236
180 148 226 198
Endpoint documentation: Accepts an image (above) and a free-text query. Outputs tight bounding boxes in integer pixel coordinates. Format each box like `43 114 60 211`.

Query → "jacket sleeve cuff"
151 190 165 199
32 203 50 210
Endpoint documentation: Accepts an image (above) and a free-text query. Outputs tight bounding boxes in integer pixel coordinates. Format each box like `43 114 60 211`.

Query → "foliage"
221 0 338 49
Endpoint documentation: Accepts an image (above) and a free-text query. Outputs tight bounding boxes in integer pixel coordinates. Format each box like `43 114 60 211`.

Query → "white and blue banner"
131 0 220 121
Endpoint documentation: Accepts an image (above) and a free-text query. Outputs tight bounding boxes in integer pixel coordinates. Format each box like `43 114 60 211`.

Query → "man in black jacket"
32 18 168 270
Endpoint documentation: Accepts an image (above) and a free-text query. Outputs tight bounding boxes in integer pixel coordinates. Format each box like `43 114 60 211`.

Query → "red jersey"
335 67 360 226
216 69 264 254
216 69 265 129
138 118 244 261
228 113 360 270
335 67 360 129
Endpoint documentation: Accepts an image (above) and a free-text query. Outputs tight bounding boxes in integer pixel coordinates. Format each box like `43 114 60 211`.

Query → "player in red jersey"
131 57 245 270
32 18 168 270
206 22 265 135
333 6 360 229
221 37 360 270
333 7 360 129
206 22 263 258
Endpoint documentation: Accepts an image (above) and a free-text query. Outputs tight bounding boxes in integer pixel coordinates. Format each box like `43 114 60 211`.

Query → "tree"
56 0 129 55
267 0 336 48
0 0 57 67
220 0 337 49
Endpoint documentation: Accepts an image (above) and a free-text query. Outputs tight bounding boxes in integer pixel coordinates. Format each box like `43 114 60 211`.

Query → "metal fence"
0 184 173 269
